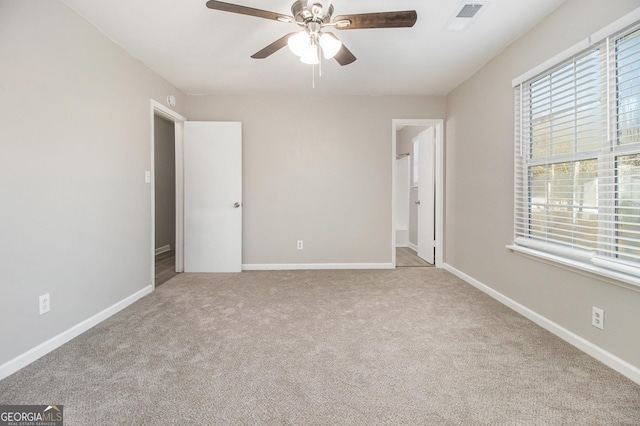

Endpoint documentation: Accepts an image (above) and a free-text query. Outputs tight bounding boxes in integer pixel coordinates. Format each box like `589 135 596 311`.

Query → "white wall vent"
445 2 490 31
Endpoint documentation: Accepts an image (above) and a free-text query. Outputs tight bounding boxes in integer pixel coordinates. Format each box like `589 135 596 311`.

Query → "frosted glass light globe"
288 32 311 57
319 33 342 59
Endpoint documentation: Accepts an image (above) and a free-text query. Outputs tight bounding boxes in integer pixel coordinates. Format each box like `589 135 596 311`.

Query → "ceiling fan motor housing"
291 0 333 25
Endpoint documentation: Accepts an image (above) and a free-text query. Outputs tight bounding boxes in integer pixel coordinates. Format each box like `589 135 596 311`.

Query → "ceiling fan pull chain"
312 63 315 89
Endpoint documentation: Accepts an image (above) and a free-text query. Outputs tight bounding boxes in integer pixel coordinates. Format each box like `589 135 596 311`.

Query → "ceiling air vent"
445 2 489 31
456 4 483 19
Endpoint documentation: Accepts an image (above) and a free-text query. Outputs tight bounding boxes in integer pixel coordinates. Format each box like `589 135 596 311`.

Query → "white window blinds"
514 23 640 279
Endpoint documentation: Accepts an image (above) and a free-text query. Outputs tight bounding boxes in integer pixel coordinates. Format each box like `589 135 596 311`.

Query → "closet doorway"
151 100 186 287
154 114 177 285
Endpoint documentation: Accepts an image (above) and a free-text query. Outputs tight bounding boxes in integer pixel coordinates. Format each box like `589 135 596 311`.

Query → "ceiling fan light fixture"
288 31 311 57
300 45 320 64
319 33 342 59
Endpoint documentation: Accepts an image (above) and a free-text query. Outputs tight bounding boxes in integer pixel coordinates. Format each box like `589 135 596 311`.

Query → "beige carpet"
1 268 639 424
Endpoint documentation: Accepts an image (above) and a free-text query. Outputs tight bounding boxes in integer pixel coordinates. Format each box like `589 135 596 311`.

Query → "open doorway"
391 119 443 268
150 100 186 287
154 114 177 285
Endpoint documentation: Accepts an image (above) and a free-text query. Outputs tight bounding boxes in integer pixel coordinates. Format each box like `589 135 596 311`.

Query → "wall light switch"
145 171 151 184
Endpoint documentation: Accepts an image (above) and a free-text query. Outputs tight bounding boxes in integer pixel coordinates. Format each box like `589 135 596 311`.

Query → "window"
513 23 640 281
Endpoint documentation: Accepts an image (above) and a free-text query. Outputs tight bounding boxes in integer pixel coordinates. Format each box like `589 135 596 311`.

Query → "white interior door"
417 128 435 264
184 121 242 272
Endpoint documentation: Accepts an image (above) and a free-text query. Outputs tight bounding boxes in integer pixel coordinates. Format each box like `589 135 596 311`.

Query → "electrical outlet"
39 294 50 315
592 306 604 330
297 240 303 250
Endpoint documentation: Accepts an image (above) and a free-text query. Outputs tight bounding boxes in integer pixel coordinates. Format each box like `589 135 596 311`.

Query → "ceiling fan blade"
251 33 297 59
334 44 357 66
206 0 293 22
333 11 417 30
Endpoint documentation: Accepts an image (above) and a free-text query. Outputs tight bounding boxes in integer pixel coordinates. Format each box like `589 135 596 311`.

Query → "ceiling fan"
205 0 418 66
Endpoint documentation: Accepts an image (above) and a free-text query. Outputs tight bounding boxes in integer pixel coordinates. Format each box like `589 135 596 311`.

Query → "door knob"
234 202 241 208
415 200 421 205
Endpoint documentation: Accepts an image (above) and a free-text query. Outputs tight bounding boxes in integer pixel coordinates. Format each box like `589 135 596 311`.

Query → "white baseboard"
0 285 153 381
155 245 171 255
443 263 640 385
242 263 394 271
408 242 418 252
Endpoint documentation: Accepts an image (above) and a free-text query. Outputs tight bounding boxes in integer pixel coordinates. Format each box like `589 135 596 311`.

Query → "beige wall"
0 1 186 366
187 96 445 265
445 0 640 369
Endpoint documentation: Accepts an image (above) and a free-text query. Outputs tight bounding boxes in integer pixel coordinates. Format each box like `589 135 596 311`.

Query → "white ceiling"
59 0 566 96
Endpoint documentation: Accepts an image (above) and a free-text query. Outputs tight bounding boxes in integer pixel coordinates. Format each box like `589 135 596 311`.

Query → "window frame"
510 17 640 288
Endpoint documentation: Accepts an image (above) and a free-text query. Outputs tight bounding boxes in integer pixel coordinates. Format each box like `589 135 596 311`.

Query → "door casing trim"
391 119 444 268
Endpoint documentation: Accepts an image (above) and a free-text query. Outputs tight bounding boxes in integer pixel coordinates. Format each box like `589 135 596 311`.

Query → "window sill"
506 244 640 293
